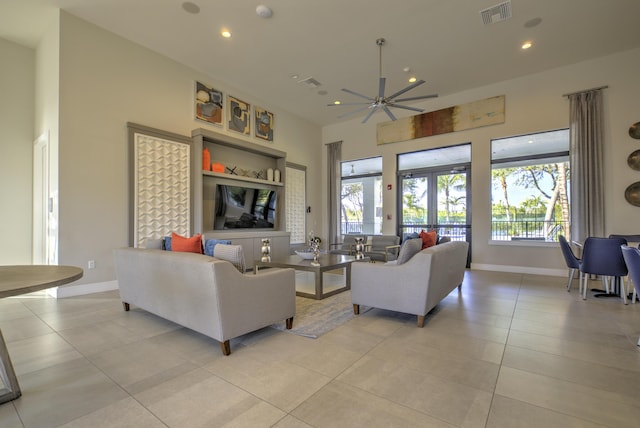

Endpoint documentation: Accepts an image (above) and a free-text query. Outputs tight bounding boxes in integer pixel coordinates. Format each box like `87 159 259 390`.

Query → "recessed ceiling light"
333 101 341 105
181 2 200 14
221 30 232 38
289 73 299 79
408 77 417 83
521 41 532 49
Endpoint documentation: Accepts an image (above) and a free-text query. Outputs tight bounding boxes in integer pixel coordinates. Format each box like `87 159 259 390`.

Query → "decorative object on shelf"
629 122 640 139
225 166 238 175
274 168 281 183
308 232 322 266
354 237 365 260
211 162 225 173
202 147 211 171
195 81 223 126
253 170 266 180
238 168 251 177
254 106 274 141
260 238 271 262
628 150 640 171
625 182 640 207
267 168 274 181
228 95 250 135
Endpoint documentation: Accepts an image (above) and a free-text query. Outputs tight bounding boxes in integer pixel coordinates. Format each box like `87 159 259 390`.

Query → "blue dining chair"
579 237 628 303
621 245 640 305
558 235 581 292
621 246 640 346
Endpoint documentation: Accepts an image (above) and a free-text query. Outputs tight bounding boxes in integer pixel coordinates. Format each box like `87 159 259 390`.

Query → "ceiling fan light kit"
330 37 437 123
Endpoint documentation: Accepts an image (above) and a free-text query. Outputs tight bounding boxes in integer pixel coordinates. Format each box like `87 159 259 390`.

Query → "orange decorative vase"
202 148 211 171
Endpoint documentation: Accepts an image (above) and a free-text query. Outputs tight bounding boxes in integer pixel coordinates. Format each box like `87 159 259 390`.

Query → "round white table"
0 265 83 403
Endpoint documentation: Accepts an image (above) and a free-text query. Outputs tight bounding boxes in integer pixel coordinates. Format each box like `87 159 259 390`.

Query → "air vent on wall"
480 1 512 25
298 77 322 88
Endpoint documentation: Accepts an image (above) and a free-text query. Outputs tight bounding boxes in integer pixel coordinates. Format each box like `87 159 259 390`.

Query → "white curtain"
568 89 605 241
327 141 342 245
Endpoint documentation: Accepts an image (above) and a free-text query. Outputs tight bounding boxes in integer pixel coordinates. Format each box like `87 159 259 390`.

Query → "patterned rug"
271 290 365 338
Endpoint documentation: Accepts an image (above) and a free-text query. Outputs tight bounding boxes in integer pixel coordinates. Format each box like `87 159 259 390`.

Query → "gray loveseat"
113 248 295 355
351 240 469 327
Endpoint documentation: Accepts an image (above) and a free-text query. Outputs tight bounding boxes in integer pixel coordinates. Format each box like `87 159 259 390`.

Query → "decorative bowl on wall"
627 150 640 171
629 122 640 139
624 182 640 207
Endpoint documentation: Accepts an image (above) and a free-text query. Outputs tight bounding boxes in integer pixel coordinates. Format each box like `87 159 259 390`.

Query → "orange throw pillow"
419 229 437 249
171 232 203 254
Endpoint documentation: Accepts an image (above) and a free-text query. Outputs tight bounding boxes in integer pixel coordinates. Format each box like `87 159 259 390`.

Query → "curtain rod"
562 85 608 97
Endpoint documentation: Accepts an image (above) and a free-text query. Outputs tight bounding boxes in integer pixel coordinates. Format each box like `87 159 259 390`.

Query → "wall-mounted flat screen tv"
214 183 277 230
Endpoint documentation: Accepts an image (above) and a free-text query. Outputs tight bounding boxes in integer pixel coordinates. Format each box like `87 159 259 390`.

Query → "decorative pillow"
437 236 451 244
171 232 203 254
144 238 163 250
213 244 246 272
402 232 420 243
396 238 422 265
204 239 232 256
163 236 172 251
419 229 437 249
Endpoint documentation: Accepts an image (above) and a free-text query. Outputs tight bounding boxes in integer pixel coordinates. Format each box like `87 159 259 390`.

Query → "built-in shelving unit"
191 128 290 268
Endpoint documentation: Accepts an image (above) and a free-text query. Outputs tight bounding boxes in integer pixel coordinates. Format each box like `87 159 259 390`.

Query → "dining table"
0 265 83 404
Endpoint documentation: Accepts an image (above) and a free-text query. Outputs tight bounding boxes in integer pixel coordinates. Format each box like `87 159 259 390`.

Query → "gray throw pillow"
213 244 246 273
396 238 422 265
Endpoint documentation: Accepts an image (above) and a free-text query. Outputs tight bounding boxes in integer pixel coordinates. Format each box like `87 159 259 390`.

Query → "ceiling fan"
329 38 438 123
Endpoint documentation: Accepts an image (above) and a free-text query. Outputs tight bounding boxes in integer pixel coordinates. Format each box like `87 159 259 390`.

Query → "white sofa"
113 248 295 355
351 240 469 327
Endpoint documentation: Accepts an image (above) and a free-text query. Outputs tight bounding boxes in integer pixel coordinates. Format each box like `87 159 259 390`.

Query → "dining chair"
558 235 581 292
579 237 628 303
621 245 640 306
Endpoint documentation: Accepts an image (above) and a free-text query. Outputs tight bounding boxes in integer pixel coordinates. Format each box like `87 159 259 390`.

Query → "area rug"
271 290 366 338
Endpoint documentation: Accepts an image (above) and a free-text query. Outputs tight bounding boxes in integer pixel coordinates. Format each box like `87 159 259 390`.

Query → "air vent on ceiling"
480 1 512 25
298 77 322 89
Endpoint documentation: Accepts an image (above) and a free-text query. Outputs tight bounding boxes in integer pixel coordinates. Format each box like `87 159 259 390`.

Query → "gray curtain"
327 141 342 245
568 89 605 241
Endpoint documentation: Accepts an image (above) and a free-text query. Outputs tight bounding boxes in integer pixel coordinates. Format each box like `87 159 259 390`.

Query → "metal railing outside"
491 220 567 241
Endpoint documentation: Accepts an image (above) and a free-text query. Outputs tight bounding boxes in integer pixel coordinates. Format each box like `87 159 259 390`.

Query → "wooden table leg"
0 328 21 403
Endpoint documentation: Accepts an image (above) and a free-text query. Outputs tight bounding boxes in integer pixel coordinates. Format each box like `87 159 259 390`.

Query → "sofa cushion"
213 244 246 272
396 238 422 265
171 232 203 254
419 229 437 249
204 239 232 256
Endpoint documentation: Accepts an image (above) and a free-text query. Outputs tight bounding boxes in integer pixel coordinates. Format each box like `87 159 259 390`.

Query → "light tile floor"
1 270 639 427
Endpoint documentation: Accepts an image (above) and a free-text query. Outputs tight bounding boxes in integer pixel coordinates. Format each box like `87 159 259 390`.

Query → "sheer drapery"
568 89 605 242
326 141 342 246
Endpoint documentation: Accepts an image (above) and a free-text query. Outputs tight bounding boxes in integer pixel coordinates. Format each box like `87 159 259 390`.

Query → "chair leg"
286 317 293 329
582 272 588 300
620 277 628 305
353 304 360 315
417 315 425 328
566 268 576 292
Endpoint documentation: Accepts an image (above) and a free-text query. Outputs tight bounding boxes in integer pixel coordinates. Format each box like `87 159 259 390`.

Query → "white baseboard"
47 280 119 298
470 263 566 277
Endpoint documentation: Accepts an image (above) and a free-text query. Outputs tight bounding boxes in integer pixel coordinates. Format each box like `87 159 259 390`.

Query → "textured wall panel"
134 133 190 247
286 166 306 244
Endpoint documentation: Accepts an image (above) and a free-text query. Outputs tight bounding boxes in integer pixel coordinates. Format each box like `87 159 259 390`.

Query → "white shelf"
202 170 284 187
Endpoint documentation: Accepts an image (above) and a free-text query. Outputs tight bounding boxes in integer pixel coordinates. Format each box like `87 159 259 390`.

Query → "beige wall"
0 38 34 264
322 47 640 275
51 12 321 285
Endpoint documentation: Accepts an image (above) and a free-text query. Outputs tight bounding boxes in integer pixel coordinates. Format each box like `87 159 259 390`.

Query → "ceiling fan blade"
341 88 375 101
385 79 425 101
338 105 374 119
382 105 397 121
394 93 438 102
361 106 379 123
378 77 386 99
327 102 371 107
386 103 424 113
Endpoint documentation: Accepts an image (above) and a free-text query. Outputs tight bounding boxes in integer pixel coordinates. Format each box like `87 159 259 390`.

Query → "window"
491 129 570 242
340 157 382 235
397 144 471 242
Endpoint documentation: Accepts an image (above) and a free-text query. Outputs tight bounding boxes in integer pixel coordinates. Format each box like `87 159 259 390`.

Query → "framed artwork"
227 95 250 135
254 106 274 141
194 81 223 126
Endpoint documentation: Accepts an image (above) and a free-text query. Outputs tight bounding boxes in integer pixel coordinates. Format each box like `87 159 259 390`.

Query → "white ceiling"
2 0 640 127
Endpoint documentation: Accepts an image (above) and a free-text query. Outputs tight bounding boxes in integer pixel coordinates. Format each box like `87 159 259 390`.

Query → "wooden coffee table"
0 265 83 403
254 254 363 299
